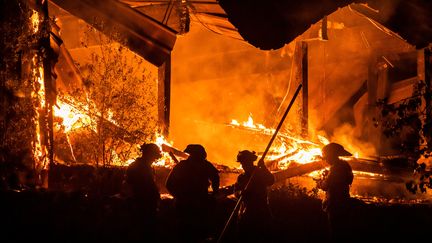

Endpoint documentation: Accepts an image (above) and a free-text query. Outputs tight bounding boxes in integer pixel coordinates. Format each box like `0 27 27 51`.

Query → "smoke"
363 0 402 22
170 6 416 167
330 123 377 158
171 22 291 167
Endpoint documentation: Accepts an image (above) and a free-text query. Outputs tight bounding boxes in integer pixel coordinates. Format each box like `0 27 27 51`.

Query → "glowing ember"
353 171 385 178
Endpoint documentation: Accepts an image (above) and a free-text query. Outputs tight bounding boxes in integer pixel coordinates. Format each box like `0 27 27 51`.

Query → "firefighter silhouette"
166 144 220 242
317 142 354 242
234 150 275 242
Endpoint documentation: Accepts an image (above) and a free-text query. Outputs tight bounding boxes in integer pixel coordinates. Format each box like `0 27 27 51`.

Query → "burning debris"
2 1 432 242
228 114 326 168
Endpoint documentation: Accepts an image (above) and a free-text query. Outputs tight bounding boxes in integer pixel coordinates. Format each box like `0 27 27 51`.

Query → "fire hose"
217 83 303 242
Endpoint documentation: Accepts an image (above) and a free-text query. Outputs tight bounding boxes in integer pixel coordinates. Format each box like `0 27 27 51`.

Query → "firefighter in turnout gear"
166 144 220 242
234 150 275 243
125 143 162 241
317 142 354 242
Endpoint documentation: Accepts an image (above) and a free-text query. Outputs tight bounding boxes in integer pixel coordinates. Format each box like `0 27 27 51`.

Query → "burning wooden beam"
272 161 325 182
220 157 414 196
225 122 317 145
160 143 188 160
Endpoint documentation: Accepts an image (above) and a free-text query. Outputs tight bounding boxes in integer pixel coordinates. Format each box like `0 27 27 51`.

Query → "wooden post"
42 0 55 167
376 60 389 100
321 16 328 40
417 47 432 147
425 47 431 87
41 0 59 188
375 58 389 154
424 47 431 146
367 54 382 153
158 54 171 137
301 42 308 137
367 55 378 108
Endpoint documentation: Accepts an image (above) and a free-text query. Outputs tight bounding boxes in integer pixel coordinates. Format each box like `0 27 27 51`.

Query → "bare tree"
55 22 158 167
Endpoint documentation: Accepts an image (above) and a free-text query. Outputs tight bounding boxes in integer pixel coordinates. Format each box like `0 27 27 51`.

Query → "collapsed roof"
48 0 432 67
217 0 432 50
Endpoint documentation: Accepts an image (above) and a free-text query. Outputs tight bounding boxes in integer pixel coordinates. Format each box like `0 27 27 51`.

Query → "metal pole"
301 42 308 137
217 83 303 243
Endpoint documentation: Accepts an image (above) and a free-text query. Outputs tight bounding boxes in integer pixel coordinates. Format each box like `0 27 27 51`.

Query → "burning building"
3 0 432 242
1 0 432 200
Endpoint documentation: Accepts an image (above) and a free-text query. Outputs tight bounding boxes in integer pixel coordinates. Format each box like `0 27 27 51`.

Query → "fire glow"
53 96 177 167
230 114 329 169
153 133 177 168
31 11 49 170
30 10 39 33
32 57 48 169
54 99 95 133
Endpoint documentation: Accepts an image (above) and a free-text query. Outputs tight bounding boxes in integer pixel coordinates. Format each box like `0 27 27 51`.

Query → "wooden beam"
42 0 56 169
220 157 413 196
273 161 325 182
366 54 383 153
49 0 176 67
423 47 432 146
158 54 171 136
271 158 412 184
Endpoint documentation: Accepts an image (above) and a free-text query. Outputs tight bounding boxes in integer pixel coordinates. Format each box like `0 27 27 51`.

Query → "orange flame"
30 10 39 33
53 99 96 132
229 114 326 169
153 133 177 168
32 56 48 169
113 133 178 167
228 114 367 170
231 114 275 134
53 94 180 167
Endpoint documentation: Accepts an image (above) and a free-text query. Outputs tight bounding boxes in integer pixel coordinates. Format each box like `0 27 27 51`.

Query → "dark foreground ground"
1 186 432 243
